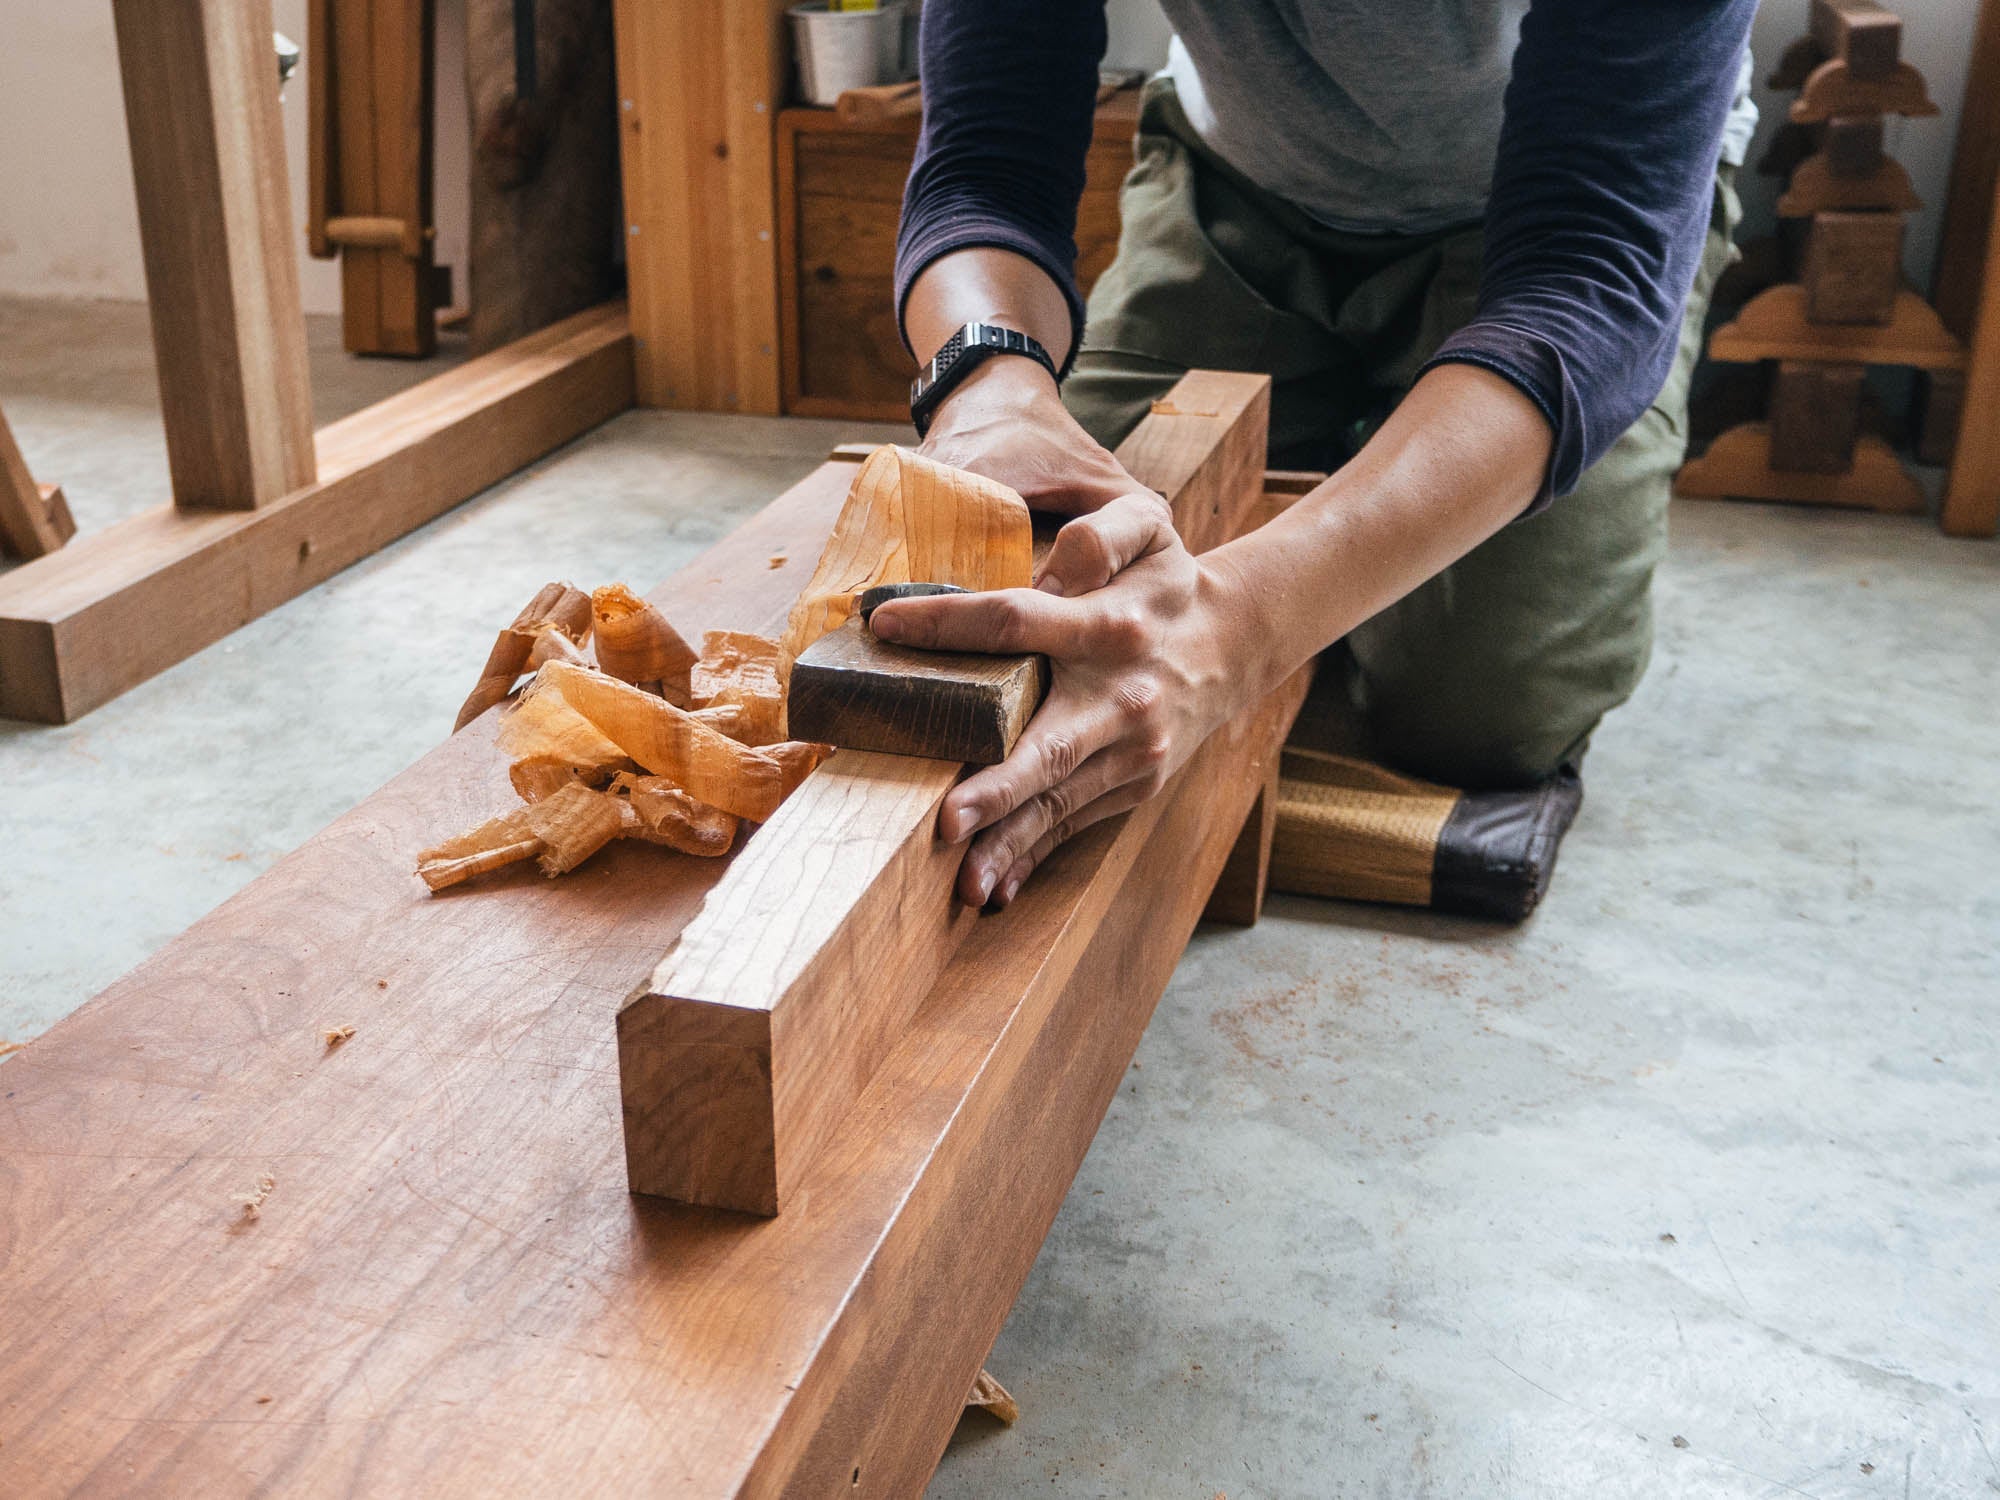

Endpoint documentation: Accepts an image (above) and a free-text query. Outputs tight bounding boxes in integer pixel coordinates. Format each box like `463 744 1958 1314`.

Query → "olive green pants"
1066 81 1741 790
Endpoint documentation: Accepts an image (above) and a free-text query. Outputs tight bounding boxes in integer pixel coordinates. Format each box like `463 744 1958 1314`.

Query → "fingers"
1034 492 1174 598
951 739 1148 905
938 690 1130 850
868 585 1084 656
980 779 1155 910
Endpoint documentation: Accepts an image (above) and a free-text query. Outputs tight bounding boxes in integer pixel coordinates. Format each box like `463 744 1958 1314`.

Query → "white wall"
0 1 1978 314
0 0 470 318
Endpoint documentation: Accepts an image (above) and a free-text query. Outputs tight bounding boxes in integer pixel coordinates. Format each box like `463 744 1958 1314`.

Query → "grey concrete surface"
3 297 1996 1499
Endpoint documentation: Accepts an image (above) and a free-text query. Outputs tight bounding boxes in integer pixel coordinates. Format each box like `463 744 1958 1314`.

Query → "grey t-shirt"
1159 0 1757 234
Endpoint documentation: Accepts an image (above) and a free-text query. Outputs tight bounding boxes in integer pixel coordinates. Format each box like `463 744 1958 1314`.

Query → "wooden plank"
1803 210 1906 324
787 614 1048 764
620 370 1273 1214
111 0 316 510
1707 284 1965 368
1676 422 1924 512
1810 0 1901 78
1767 360 1865 472
0 419 1307 1498
615 0 790 412
0 304 633 723
0 405 73 560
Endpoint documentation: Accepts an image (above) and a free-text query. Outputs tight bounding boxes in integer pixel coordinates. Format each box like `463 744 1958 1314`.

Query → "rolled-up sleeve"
894 0 1107 370
1421 0 1757 508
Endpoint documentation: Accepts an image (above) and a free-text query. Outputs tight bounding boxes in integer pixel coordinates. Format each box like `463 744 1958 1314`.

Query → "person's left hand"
869 492 1266 909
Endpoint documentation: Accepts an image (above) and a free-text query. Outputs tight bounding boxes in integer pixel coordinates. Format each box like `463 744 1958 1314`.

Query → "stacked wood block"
1678 0 1965 513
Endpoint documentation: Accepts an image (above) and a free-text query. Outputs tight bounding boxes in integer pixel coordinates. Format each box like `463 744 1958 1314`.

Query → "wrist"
919 351 1061 438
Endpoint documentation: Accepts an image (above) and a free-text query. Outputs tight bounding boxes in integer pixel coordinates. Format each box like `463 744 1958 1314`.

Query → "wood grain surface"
0 303 632 722
0 374 1301 1497
622 373 1271 1216
112 0 317 511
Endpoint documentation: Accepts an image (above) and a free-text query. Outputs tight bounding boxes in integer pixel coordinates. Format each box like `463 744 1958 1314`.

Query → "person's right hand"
916 357 1146 521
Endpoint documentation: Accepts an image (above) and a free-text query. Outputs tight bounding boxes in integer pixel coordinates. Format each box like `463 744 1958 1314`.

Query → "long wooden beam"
0 395 1304 1496
0 303 633 723
622 372 1269 1214
112 0 317 509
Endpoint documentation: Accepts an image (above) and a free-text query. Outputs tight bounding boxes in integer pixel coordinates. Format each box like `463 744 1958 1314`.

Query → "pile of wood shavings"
419 583 829 892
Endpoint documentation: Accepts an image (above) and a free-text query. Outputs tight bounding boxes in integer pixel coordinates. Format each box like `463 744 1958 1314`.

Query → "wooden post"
310 0 441 356
111 0 315 510
1941 169 2000 537
614 0 792 412
1936 0 2000 534
0 406 74 561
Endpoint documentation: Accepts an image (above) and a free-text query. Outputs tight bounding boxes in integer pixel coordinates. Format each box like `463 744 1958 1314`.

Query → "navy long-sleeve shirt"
895 0 1757 502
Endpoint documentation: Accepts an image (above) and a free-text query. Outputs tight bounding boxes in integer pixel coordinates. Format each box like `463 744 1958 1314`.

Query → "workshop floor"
4 295 1996 1500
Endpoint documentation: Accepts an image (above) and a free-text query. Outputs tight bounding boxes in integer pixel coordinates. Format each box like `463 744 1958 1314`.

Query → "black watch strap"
909 322 1059 438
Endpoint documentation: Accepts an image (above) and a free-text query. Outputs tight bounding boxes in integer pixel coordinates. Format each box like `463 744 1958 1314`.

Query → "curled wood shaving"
453 581 593 731
322 1025 356 1048
610 773 738 856
0 1040 27 1060
965 1368 1019 1425
536 660 786 822
779 446 1033 667
591 584 697 702
525 782 627 875
237 1174 276 1221
415 805 543 891
690 630 787 745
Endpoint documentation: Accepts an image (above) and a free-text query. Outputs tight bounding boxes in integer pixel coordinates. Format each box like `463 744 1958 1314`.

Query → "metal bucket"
788 2 908 107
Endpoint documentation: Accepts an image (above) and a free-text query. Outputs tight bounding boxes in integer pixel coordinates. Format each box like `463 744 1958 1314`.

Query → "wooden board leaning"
0 371 1306 1497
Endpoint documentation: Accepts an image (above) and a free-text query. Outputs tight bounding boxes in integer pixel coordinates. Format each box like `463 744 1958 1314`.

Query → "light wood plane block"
1677 422 1924 513
0 412 1307 1498
0 408 74 560
111 0 316 509
788 615 1049 765
1707 285 1966 369
621 369 1273 1215
0 303 632 723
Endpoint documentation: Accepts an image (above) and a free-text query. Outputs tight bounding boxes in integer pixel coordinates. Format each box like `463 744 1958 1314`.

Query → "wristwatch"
909 321 1060 438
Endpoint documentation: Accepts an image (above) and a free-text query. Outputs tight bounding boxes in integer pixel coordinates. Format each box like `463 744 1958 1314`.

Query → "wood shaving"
610 773 738 856
237 1174 276 1221
536 660 786 822
690 630 788 745
322 1025 356 1048
1148 398 1218 417
415 805 544 891
591 584 697 702
779 445 1033 667
965 1368 1019 1425
524 782 627 875
0 1040 26 1059
453 581 593 730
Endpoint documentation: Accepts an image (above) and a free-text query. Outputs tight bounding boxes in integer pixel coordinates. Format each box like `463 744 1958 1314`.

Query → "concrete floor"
4 296 1997 1498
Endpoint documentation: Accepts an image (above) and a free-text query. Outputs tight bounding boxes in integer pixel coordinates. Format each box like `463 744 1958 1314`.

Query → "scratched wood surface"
0 377 1294 1496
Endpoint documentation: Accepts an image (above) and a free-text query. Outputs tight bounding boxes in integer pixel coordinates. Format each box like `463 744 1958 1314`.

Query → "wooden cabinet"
776 91 1140 421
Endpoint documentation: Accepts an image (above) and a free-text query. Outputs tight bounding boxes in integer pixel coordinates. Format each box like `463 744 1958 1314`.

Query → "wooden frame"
0 400 1309 1497
0 0 636 722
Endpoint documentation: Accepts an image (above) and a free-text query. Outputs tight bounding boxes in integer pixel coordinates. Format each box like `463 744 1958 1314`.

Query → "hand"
870 493 1263 910
917 357 1144 519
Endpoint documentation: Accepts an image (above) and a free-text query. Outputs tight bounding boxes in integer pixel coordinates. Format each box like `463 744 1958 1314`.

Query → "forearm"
904 247 1076 367
1207 363 1553 696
